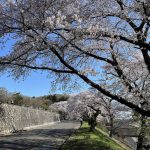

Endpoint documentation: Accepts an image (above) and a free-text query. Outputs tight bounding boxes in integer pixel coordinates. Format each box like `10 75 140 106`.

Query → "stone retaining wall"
0 104 60 134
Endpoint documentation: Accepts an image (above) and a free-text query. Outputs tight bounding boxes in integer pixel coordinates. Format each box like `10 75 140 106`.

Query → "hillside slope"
62 123 131 150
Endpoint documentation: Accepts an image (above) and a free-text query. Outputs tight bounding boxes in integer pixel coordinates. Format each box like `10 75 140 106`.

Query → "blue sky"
0 35 88 96
0 72 55 96
0 70 88 97
0 36 69 96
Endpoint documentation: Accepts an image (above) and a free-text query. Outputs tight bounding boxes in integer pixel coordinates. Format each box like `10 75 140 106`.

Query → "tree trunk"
109 116 114 137
89 116 97 132
89 120 96 132
89 110 100 132
136 115 147 150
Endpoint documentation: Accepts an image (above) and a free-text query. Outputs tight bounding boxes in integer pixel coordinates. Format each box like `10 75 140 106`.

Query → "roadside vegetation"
62 122 129 150
0 87 69 110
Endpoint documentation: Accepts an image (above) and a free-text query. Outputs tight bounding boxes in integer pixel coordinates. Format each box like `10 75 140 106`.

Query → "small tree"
0 87 11 104
50 101 68 120
12 93 24 106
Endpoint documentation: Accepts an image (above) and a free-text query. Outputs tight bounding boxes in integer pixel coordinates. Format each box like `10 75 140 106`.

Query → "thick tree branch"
0 61 73 74
50 46 150 117
98 32 150 50
141 48 150 73
56 32 114 64
87 105 101 112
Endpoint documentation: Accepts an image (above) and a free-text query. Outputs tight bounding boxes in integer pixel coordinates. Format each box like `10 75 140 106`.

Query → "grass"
62 123 128 150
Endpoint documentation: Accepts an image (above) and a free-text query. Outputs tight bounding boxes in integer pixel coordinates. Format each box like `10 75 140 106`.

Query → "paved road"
0 121 80 150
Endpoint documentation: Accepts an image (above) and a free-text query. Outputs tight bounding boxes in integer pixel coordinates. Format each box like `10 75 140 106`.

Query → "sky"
0 70 88 97
0 35 85 97
0 72 55 97
0 35 88 97
0 65 86 97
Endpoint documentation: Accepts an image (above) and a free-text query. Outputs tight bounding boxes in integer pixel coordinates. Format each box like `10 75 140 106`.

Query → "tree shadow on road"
0 128 76 150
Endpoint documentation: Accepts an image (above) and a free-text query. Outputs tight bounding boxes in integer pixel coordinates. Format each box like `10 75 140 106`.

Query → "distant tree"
41 100 50 110
67 91 106 131
44 94 69 103
50 101 68 120
12 93 24 106
58 110 68 120
90 89 132 137
0 87 10 104
58 94 69 102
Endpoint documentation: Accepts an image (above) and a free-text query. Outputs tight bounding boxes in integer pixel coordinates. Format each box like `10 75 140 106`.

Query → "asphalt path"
0 121 80 150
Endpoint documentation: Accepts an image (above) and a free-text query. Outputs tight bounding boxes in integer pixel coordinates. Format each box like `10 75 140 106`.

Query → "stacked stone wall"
0 104 60 134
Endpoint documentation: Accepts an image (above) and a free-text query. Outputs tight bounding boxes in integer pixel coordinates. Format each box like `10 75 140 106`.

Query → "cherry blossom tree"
0 0 150 122
0 88 9 104
90 89 132 137
50 101 68 120
99 59 150 149
67 91 106 131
